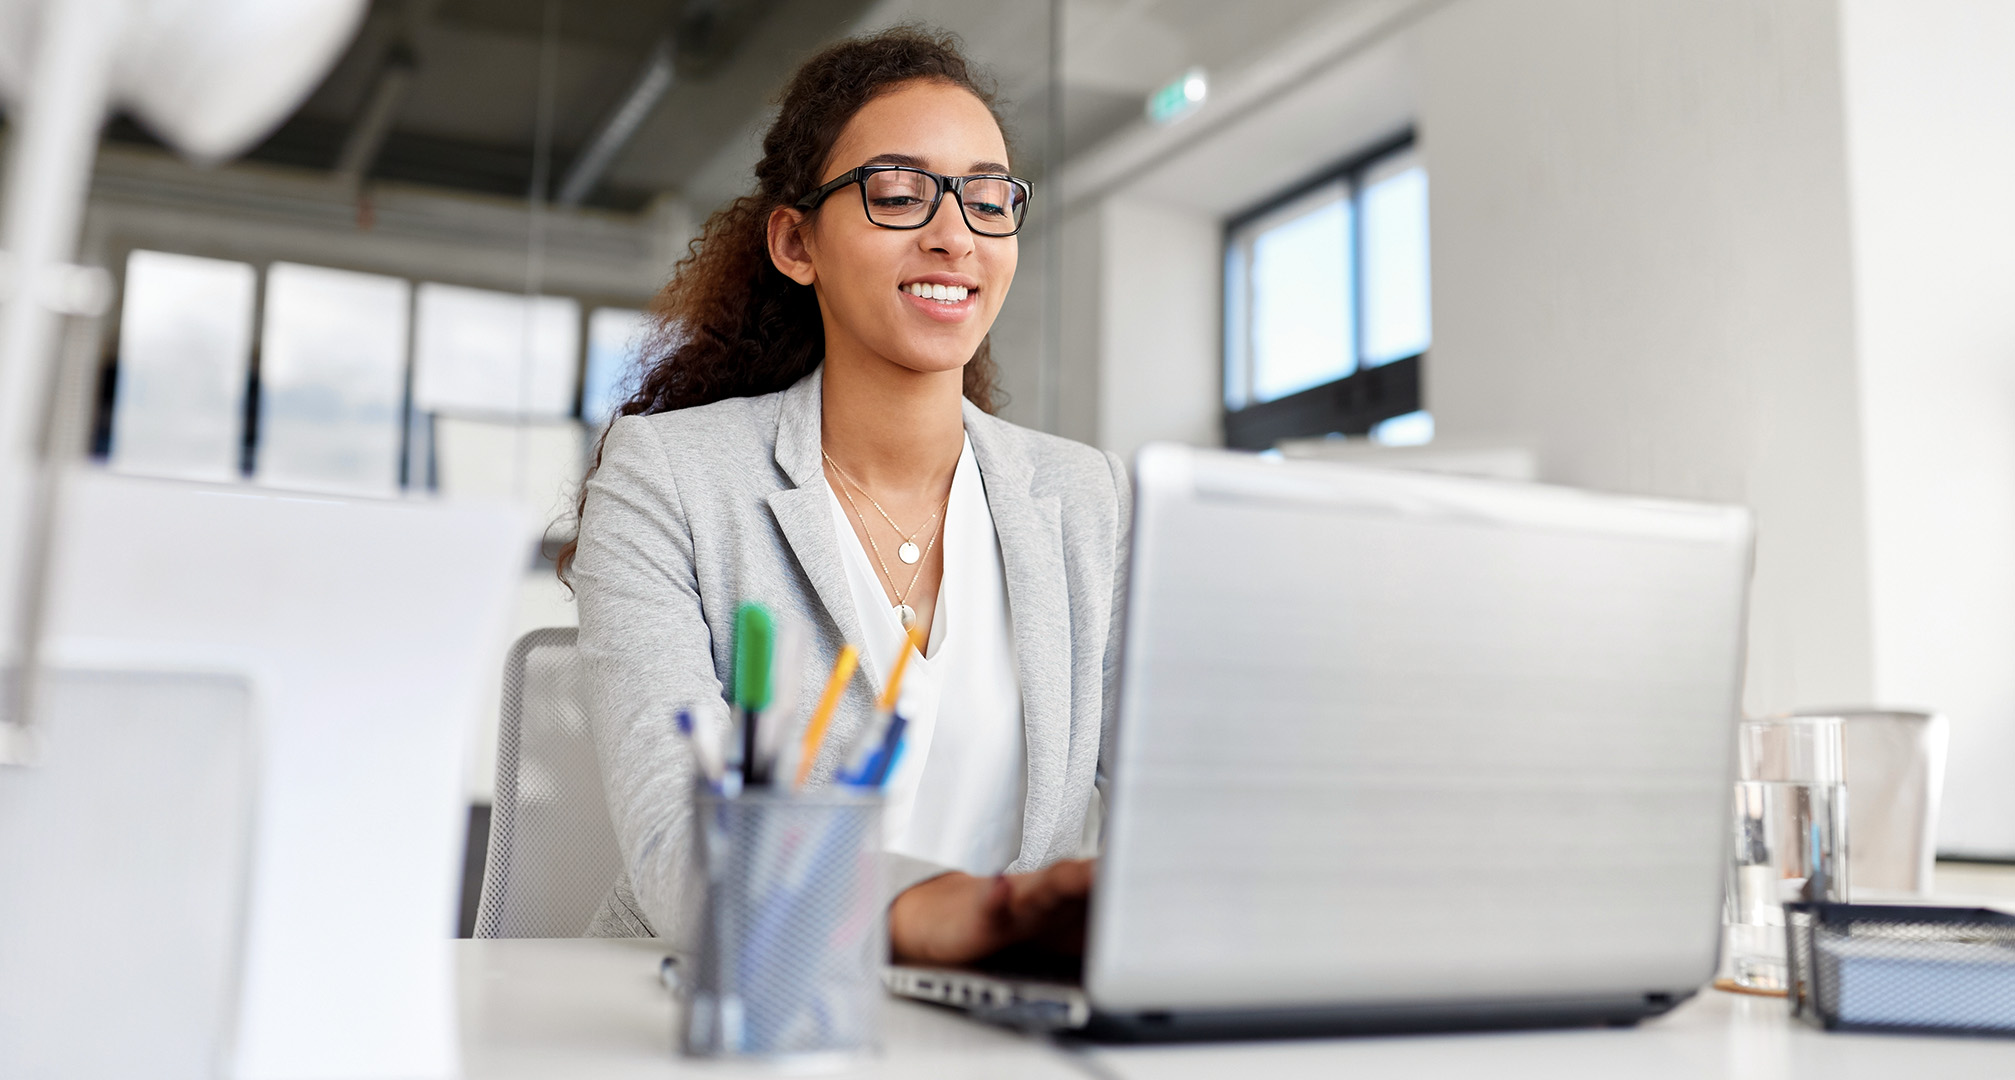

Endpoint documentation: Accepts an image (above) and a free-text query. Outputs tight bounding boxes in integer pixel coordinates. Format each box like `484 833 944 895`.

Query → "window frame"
1221 128 1424 450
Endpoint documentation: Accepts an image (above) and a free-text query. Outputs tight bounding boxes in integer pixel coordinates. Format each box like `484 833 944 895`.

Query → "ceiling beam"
556 39 676 208
333 46 415 186
333 0 441 189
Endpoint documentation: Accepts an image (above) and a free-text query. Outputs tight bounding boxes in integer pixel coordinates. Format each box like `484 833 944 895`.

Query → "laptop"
886 442 1754 1039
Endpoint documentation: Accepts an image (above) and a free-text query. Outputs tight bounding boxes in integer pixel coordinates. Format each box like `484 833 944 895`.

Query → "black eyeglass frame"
794 165 1033 237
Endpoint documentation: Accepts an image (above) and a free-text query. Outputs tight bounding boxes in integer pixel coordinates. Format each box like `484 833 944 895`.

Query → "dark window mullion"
1347 171 1365 379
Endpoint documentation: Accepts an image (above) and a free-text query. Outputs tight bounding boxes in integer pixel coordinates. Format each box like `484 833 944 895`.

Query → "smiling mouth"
902 282 972 304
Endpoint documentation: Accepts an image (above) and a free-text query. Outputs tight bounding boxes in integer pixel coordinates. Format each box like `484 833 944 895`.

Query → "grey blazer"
572 366 1130 942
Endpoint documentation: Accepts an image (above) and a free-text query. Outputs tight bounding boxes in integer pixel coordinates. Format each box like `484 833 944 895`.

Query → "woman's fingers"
1006 858 1093 921
888 860 1099 966
890 871 991 964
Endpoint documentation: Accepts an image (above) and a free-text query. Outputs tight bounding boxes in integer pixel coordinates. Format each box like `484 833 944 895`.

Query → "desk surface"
457 936 2015 1079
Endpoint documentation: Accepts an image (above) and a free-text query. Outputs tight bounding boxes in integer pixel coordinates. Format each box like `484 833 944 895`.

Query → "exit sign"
1146 68 1207 125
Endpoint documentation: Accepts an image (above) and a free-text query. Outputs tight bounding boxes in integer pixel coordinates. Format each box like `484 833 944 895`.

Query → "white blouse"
825 435 1027 877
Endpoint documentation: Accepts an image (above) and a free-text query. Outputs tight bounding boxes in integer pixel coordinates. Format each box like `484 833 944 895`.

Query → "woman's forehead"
824 82 1008 178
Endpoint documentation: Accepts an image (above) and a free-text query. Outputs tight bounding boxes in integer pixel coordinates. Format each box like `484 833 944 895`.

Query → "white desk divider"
0 669 257 1080
41 467 531 1080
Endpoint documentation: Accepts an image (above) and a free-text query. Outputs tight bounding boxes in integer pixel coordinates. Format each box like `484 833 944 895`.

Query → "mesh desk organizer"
680 788 885 1061
1785 902 2015 1035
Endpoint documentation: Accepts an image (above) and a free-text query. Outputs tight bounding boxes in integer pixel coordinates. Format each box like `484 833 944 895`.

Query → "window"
111 250 257 482
412 283 581 418
1222 133 1429 449
582 306 650 429
256 263 411 496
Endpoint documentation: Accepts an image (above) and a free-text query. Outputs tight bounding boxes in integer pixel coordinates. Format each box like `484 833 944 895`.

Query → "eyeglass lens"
862 169 1026 235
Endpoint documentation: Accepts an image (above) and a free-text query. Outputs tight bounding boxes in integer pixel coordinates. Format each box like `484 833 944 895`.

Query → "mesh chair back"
476 627 623 937
1795 708 1950 896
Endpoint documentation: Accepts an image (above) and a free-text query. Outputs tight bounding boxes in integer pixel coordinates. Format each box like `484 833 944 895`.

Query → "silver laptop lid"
1087 445 1753 1013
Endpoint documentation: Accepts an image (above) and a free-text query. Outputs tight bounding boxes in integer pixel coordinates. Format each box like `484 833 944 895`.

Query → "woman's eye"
872 196 923 208
966 201 1009 219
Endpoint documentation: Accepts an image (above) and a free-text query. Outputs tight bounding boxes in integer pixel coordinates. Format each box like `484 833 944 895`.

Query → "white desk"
457 937 2015 1079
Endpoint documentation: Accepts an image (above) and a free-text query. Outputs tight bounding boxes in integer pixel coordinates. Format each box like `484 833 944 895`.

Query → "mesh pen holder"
1786 902 2015 1035
680 788 886 1062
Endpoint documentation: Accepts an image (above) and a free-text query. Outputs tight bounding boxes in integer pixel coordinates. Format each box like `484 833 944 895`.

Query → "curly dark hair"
556 25 1011 583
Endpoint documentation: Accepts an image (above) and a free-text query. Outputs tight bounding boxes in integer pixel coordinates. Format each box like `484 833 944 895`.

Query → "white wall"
1839 0 2015 854
1417 0 1877 718
1054 201 1108 447
1096 198 1222 461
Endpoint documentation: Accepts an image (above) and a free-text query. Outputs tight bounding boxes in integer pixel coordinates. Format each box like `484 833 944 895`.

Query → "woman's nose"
916 199 977 258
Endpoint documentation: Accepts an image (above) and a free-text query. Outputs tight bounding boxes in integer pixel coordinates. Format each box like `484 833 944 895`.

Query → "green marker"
734 602 774 784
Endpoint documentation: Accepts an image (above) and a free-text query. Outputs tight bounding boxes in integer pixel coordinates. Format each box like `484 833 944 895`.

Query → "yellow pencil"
877 626 924 714
794 645 858 789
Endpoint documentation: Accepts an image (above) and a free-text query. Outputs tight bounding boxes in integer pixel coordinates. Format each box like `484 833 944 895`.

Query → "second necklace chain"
821 449 943 565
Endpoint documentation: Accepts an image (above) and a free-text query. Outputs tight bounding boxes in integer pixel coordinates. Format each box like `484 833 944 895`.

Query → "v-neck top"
825 435 1027 876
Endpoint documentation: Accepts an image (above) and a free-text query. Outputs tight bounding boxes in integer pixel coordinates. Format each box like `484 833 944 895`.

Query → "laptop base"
1072 990 1692 1043
887 962 1693 1042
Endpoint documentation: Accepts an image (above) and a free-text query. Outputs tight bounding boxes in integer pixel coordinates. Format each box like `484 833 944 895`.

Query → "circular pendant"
896 604 916 629
898 540 921 565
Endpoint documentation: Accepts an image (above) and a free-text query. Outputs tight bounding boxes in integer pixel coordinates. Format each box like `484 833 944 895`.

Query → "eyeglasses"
795 165 1032 237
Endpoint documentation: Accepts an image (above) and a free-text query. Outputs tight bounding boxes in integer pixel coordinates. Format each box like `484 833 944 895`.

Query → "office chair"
1793 708 1950 896
475 627 623 937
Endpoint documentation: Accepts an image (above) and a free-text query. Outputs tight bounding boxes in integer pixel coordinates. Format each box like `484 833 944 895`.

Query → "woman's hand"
888 859 1094 966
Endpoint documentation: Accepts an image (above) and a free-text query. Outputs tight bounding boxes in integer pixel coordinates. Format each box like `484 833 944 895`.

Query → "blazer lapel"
766 370 886 768
965 403 1071 866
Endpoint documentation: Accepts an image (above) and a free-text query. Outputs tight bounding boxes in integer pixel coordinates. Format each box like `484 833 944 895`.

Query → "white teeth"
906 283 969 303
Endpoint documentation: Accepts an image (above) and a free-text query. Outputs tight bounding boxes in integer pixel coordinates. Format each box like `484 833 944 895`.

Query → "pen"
870 724 907 788
676 708 724 789
878 626 923 715
754 622 806 782
733 602 775 786
843 713 906 788
840 626 922 784
793 644 859 789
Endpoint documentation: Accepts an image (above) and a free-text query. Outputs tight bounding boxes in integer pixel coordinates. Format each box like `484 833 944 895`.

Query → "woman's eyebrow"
860 152 1012 174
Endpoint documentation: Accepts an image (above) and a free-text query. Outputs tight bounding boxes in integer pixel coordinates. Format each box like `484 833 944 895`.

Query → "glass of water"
1724 716 1849 993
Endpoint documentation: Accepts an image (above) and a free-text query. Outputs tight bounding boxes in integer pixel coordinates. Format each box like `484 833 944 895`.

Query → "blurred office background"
27 0 2015 890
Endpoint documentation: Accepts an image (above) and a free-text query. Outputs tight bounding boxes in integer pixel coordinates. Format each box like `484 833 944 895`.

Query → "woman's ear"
767 206 817 286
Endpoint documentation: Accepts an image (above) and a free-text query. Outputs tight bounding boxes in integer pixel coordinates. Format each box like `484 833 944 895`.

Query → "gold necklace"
821 450 942 565
829 466 947 630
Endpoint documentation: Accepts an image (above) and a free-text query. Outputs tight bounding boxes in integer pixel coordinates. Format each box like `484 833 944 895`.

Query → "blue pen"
842 713 907 788
871 728 907 789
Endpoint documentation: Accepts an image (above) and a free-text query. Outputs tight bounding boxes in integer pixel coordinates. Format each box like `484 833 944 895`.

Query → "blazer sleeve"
1087 449 1133 855
573 415 720 945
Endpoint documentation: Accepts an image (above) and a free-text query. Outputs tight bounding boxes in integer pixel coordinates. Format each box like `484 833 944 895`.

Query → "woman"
565 27 1124 964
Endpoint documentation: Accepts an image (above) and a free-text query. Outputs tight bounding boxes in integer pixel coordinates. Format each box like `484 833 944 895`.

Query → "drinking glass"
1724 716 1849 993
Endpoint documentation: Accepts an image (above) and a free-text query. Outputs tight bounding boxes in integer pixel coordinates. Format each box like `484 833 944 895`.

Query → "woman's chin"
877 344 984 377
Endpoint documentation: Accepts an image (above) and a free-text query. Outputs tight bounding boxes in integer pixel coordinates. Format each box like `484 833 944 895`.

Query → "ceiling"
100 0 1360 215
